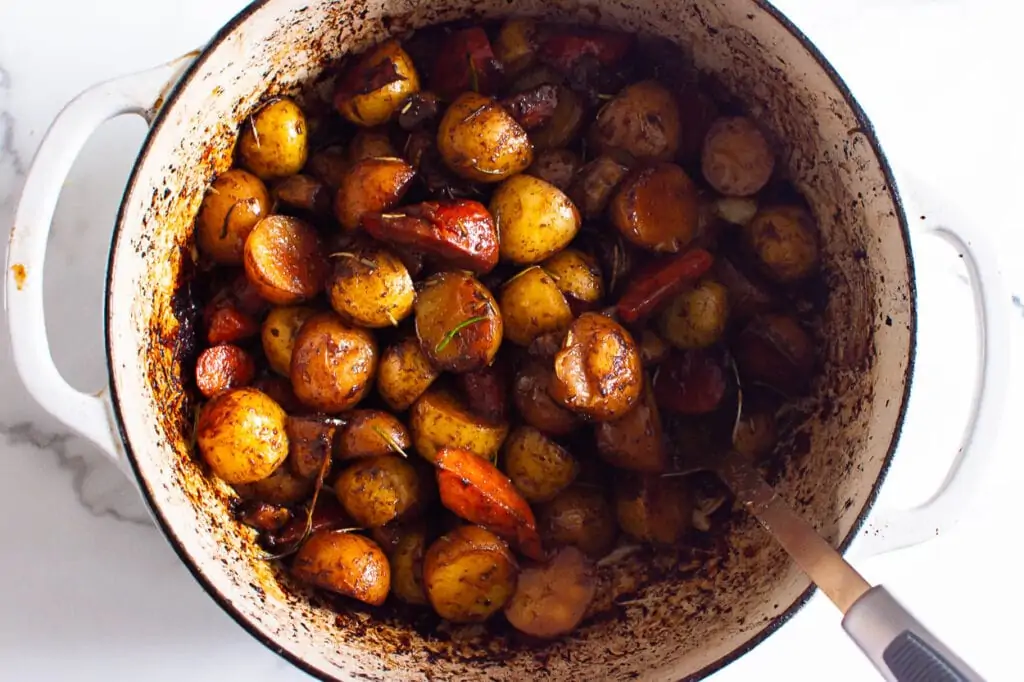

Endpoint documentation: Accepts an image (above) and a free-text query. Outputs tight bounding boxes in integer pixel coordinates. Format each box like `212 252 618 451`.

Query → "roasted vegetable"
537 28 632 74
615 474 693 545
334 455 425 528
196 169 271 264
437 92 533 182
495 19 539 77
745 205 820 283
196 387 289 485
701 116 774 197
410 387 509 463
491 174 581 264
243 215 326 305
334 157 416 231
336 410 412 460
195 344 256 398
659 280 729 349
237 98 309 180
307 145 350 189
652 348 729 415
537 485 617 558
289 311 377 413
589 80 680 161
293 531 391 606
616 248 714 324
527 148 580 191
261 305 316 376
415 271 502 372
396 91 441 131
499 266 573 347
432 27 503 99
504 546 596 638
286 415 341 480
272 174 331 216
334 40 421 127
234 461 313 505
567 155 630 219
541 248 604 311
733 409 778 459
499 84 560 130
389 525 431 605
503 426 579 503
376 336 440 412
423 525 518 622
530 86 585 150
348 129 398 162
513 361 581 437
594 380 667 472
455 363 509 425
610 163 700 253
327 245 415 328
733 314 814 394
236 500 292 532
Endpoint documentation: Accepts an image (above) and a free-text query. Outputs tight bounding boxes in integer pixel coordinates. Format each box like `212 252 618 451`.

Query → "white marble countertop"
1 1 1022 680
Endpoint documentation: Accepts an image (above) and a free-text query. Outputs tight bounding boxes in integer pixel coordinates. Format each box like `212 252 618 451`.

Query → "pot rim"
103 1 917 679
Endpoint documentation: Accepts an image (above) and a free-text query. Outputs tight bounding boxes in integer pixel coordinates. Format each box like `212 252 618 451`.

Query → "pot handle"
853 171 1011 558
4 54 195 475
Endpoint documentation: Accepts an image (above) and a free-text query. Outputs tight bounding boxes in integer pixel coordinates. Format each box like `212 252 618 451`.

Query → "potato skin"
527 148 580 191
568 155 630 220
491 174 581 264
337 410 412 460
594 380 667 473
415 271 502 373
196 169 271 264
376 336 440 412
499 266 573 347
290 312 377 413
334 40 421 127
537 486 617 558
292 531 391 606
243 215 327 305
238 98 309 180
234 461 313 505
504 546 596 638
195 344 256 398
348 129 398 162
701 116 774 197
334 157 416 231
589 80 681 161
610 163 699 253
286 415 341 480
196 387 289 485
327 246 415 328
512 361 581 437
334 455 424 528
423 525 518 623
503 426 578 503
438 92 533 183
261 305 316 376
659 280 729 350
615 474 693 545
409 387 509 463
745 205 820 283
389 526 431 605
542 249 604 308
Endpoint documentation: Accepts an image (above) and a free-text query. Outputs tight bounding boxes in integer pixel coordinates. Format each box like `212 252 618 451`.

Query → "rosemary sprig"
434 315 487 353
468 52 480 93
249 115 260 149
259 443 331 560
372 425 409 458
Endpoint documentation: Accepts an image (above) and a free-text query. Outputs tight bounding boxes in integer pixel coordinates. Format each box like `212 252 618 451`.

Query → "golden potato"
531 86 584 150
334 157 416 231
409 386 509 463
334 40 421 127
337 410 412 460
234 461 313 505
499 266 573 347
237 98 308 180
195 169 271 264
261 305 316 376
527 148 580 191
389 525 430 605
504 546 596 638
414 271 502 373
503 426 578 503
512 361 581 437
733 409 778 459
491 174 581 264
542 249 604 308
659 280 729 350
438 92 533 183
594 380 667 473
589 81 680 161
615 474 693 545
194 344 256 398
568 155 630 220
292 531 391 606
289 312 377 413
495 19 538 76
701 116 774 197
243 215 326 305
334 455 424 528
376 336 440 412
537 486 617 558
327 246 415 328
286 415 341 480
196 387 289 485
423 525 518 623
745 205 820 283
610 163 699 253
348 129 398 163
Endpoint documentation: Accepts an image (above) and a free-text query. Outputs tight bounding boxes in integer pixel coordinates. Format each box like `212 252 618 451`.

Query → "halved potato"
542 249 604 309
609 163 699 253
327 246 415 328
292 531 391 606
196 387 289 485
337 410 412 460
243 215 327 304
289 312 377 413
376 336 440 412
334 455 424 528
334 40 421 127
415 271 502 373
237 98 308 180
194 344 256 398
491 174 581 264
531 86 584 150
389 525 431 605
589 80 680 161
512 361 581 437
234 460 312 505
409 386 509 463
499 266 573 347
423 525 518 623
437 92 533 183
504 546 596 638
334 157 416 231
348 129 398 162
494 18 539 76
503 426 578 503
615 474 693 545
594 380 667 473
261 305 317 376
537 485 617 558
195 169 271 264
286 415 341 480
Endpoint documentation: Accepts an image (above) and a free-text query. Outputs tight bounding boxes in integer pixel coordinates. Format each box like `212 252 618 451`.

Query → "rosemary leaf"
434 315 487 353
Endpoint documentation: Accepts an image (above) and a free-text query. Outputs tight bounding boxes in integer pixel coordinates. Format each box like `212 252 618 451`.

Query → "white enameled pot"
4 0 1011 680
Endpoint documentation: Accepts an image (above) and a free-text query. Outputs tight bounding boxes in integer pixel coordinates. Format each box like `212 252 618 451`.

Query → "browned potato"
537 486 617 558
527 148 580 191
334 157 416 231
504 546 596 638
334 40 421 127
195 344 256 398
348 129 398 162
512 361 581 437
589 81 681 161
409 386 509 463
499 266 573 347
236 500 292 532
701 116 774 197
542 249 604 309
195 169 271 264
243 215 326 304
495 19 538 77
638 329 670 367
261 305 316 376
327 246 415 328
234 461 313 505
610 163 699 253
568 155 630 220
292 531 391 606
307 145 350 189
615 474 693 545
423 525 518 622
196 387 289 485
594 380 667 473
659 280 729 350
734 409 778 459
272 174 331 216
237 98 308 180
414 271 502 373
551 313 643 421
503 426 579 503
337 410 412 460
733 314 815 394
491 174 581 264
286 415 341 480
531 86 584 150
745 205 820 283
376 336 440 412
389 525 430 605
334 455 424 528
289 312 377 413
437 92 533 183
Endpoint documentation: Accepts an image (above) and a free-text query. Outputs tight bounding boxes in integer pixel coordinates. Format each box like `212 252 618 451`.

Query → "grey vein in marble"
1013 295 1023 318
1 63 28 211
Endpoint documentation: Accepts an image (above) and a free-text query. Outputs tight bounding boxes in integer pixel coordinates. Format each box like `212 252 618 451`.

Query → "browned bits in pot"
243 215 326 304
589 80 681 161
701 115 775 197
334 157 416 231
289 311 377 413
292 531 391 606
334 40 421 128
194 343 256 398
610 162 700 253
196 169 271 264
238 98 309 181
414 271 503 373
437 92 534 183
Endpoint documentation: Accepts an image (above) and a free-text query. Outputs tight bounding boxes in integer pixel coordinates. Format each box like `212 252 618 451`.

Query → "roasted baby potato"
409 387 509 463
437 92 533 183
455 363 509 426
542 248 604 309
745 205 820 283
733 314 815 394
610 163 699 253
261 305 316 376
237 98 308 180
551 313 643 421
334 455 424 527
504 546 597 639
286 415 341 480
652 348 729 415
531 86 584 150
337 410 412 460
491 174 581 264
495 18 539 77
195 344 256 398
499 266 573 347
289 312 377 413
594 381 667 473
196 387 289 485
503 426 579 503
659 280 729 350
293 531 391 606
327 246 415 328
273 174 331 216
423 525 518 623
243 215 327 304
569 157 629 222
615 474 693 545
195 169 271 264
234 460 313 505
307 145 350 189
334 40 421 127
537 486 617 558
389 525 431 605
348 129 398 163
527 148 580 191
376 336 440 411
415 271 502 372
334 157 416 231
733 409 778 459
589 80 680 161
512 361 581 437
701 116 774 197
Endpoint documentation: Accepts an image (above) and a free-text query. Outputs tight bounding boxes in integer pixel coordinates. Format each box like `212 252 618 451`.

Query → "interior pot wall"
106 0 913 680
